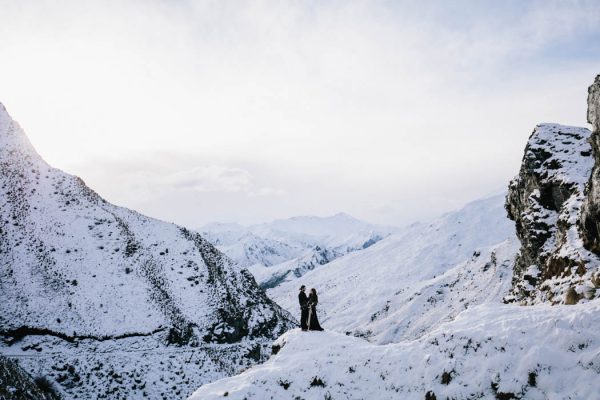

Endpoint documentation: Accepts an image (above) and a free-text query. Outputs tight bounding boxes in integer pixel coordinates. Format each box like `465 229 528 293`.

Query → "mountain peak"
331 211 357 220
0 102 41 164
0 104 294 399
0 102 12 134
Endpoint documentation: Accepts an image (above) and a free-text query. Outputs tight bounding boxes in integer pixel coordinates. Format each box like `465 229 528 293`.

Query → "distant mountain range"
200 214 400 289
268 194 517 344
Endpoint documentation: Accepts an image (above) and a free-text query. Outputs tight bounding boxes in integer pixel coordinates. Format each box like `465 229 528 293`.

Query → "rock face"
0 355 60 400
0 103 294 399
506 77 600 304
588 75 600 133
581 75 600 254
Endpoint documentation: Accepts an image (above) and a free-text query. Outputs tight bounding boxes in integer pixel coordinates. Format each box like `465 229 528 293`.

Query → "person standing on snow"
307 288 324 331
298 285 309 331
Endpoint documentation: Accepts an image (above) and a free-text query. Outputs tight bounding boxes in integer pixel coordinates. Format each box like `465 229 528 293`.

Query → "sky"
1 0 600 228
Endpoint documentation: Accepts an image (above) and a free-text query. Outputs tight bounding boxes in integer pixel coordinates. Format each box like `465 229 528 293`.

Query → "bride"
307 288 324 331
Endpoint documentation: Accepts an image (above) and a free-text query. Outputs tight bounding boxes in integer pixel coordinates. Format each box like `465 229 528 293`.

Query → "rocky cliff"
0 103 294 399
580 75 600 255
0 355 61 400
506 76 600 304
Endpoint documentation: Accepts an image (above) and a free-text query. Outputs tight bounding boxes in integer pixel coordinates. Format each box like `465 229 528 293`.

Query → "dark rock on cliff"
0 355 61 400
580 75 600 255
506 77 600 304
588 75 600 133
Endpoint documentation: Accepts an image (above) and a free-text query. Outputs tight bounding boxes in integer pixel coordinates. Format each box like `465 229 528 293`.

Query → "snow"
268 194 517 344
190 299 600 399
201 214 399 288
4 97 600 400
189 191 599 399
0 102 293 399
527 123 594 187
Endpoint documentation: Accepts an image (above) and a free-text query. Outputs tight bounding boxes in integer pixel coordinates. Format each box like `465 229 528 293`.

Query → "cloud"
161 166 252 193
72 153 286 202
155 165 286 197
0 1 599 226
248 187 286 198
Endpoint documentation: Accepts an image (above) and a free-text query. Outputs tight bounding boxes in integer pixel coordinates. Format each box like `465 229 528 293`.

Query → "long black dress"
307 293 324 331
298 291 309 330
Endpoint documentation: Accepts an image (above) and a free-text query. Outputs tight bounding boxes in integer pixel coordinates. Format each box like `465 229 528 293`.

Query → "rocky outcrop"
506 77 600 304
0 355 60 400
0 103 295 399
588 75 600 133
580 75 600 254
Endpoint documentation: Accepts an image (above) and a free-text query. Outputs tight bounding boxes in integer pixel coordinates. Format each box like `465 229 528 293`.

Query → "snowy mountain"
189 76 600 399
201 214 399 289
200 224 301 269
0 103 294 399
269 194 517 344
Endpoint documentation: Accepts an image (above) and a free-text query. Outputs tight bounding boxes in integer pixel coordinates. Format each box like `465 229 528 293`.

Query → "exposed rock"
581 75 600 254
0 355 60 400
588 74 600 133
564 286 581 305
505 122 599 304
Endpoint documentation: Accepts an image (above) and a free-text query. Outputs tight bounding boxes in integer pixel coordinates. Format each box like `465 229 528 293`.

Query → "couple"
298 285 324 331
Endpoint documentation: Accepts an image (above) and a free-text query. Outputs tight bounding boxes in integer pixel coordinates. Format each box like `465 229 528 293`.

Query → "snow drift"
190 299 600 400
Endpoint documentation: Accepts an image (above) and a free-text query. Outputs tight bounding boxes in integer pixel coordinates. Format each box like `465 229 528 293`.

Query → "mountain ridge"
200 213 399 289
267 193 517 344
0 103 295 399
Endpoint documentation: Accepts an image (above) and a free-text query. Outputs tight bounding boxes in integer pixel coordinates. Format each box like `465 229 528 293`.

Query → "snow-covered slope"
190 200 600 399
201 214 398 289
189 76 600 400
189 194 522 397
189 193 599 399
190 299 600 400
0 103 294 399
269 194 517 344
201 225 301 269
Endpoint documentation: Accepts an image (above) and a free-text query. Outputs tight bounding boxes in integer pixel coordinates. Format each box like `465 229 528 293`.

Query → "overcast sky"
1 0 599 227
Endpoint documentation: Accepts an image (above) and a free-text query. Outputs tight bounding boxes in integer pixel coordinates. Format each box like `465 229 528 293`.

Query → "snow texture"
269 194 517 344
190 299 600 400
201 215 398 289
0 354 60 400
0 103 294 399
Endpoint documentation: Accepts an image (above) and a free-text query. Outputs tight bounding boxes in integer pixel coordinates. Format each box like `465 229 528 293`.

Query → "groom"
298 285 309 331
